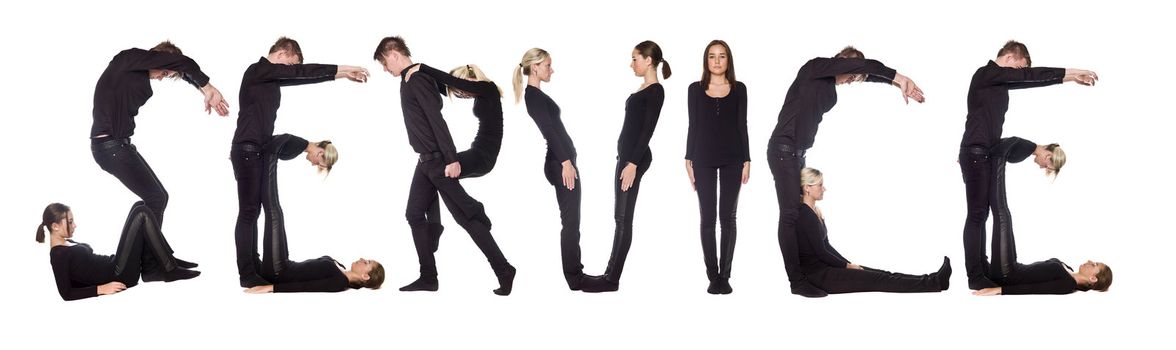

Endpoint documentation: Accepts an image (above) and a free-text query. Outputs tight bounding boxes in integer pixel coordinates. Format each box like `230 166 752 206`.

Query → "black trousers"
543 153 585 288
230 143 264 278
767 144 806 283
406 155 510 278
693 162 743 281
423 116 503 242
601 154 652 282
959 148 993 280
91 138 174 258
988 154 1017 281
806 265 941 294
112 202 178 286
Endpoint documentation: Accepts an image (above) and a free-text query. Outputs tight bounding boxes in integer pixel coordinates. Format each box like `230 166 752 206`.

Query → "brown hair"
36 203 71 243
351 262 385 290
834 46 864 59
997 40 1031 67
1077 264 1113 292
373 36 411 62
269 37 303 64
635 40 671 79
700 40 736 90
150 41 182 55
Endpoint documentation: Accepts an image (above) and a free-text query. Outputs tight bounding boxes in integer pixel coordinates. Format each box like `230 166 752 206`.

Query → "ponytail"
513 63 525 104
660 59 672 79
36 224 46 243
635 40 670 79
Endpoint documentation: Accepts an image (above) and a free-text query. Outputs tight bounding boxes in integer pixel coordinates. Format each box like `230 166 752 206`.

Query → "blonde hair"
800 167 823 187
513 48 550 104
317 141 338 175
1044 143 1065 177
448 64 503 97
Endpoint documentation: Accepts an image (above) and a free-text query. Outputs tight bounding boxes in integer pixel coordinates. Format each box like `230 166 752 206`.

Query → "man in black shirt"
90 41 229 270
373 36 516 296
958 40 1097 290
232 37 369 288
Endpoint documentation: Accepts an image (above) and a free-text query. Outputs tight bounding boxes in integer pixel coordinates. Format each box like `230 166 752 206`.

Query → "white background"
2 0 1171 348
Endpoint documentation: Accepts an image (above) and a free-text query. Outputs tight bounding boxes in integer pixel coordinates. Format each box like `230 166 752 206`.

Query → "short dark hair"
373 36 411 62
997 40 1031 67
834 46 864 59
150 41 182 55
269 37 303 64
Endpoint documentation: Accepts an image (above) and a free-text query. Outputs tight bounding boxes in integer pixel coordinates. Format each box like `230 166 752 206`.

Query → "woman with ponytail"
37 202 199 301
516 48 591 290
581 40 670 293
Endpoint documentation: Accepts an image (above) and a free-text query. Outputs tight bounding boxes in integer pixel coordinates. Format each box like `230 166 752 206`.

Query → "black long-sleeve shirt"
1000 258 1077 295
400 64 459 163
796 204 853 273
618 83 665 164
49 242 117 301
960 61 1065 148
685 81 750 166
991 136 1037 162
524 86 577 162
233 57 338 146
417 64 504 149
271 256 350 293
769 58 897 150
264 134 309 161
91 48 211 139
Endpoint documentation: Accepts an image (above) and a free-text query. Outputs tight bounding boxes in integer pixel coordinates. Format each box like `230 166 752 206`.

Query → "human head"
36 203 73 243
1034 143 1066 177
306 140 338 174
834 46 866 85
373 36 412 77
512 48 552 104
632 40 671 79
349 258 385 289
800 167 826 201
1075 260 1112 292
148 41 183 81
701 40 735 89
268 36 303 64
996 40 1031 68
447 64 502 98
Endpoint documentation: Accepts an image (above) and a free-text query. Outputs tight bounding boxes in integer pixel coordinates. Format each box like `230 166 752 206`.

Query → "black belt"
770 143 806 157
91 137 131 151
419 152 443 162
962 146 989 156
232 143 262 153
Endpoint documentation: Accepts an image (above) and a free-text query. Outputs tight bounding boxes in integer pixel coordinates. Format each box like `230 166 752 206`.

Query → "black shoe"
144 268 200 283
707 279 721 295
399 276 439 292
239 273 269 288
938 257 953 291
493 265 516 296
718 278 733 295
579 274 619 293
429 223 444 253
790 281 827 298
967 276 998 290
174 257 198 269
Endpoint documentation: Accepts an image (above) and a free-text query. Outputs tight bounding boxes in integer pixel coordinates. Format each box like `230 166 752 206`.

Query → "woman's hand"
97 281 127 296
972 287 1003 296
200 84 230 116
685 160 695 191
892 73 925 104
846 263 863 270
245 285 275 294
741 161 751 184
561 160 577 191
620 162 638 192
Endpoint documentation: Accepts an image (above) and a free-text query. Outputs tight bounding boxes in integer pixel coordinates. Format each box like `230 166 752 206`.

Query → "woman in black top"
796 168 950 294
581 41 670 293
416 63 505 254
37 202 199 301
767 46 925 298
241 134 385 293
972 137 1111 295
685 40 749 295
515 48 589 290
90 41 229 270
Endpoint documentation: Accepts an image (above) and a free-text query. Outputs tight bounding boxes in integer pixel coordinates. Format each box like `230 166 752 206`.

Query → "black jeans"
544 153 585 288
806 265 941 294
989 153 1017 281
601 154 652 283
91 138 173 257
406 155 511 278
959 148 993 280
693 162 743 281
112 202 178 286
424 147 497 232
230 143 264 278
767 143 806 283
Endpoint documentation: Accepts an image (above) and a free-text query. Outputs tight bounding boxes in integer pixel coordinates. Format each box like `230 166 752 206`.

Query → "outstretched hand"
338 65 370 83
201 84 230 116
893 73 925 104
1065 69 1098 86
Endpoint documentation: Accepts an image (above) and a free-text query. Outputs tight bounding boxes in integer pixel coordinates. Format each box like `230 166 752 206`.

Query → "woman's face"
1078 260 1105 277
148 69 178 81
707 44 728 77
804 180 826 201
53 211 76 239
631 49 652 77
351 258 379 274
1033 150 1055 171
305 144 327 169
835 73 865 85
531 57 554 82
